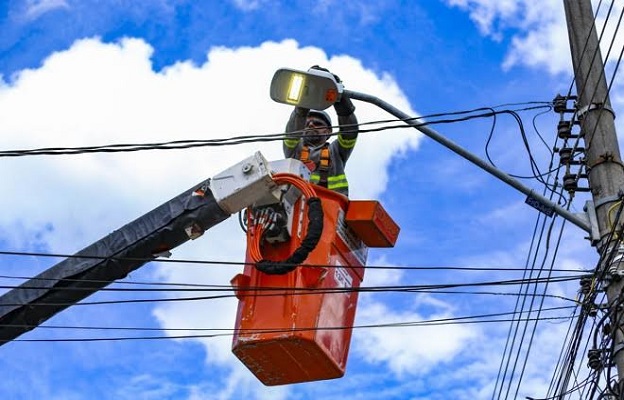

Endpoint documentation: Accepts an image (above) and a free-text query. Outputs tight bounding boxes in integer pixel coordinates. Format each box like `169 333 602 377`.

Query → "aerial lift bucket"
231 184 399 386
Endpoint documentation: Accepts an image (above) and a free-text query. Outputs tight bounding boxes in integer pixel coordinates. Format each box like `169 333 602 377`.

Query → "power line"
2 305 575 343
0 275 584 308
512 215 571 400
0 250 591 273
0 283 581 305
574 0 616 104
582 0 624 154
491 108 571 400
545 200 624 398
0 104 551 158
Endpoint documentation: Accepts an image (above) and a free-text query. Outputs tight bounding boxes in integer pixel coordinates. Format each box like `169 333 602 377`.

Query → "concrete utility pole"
564 0 624 388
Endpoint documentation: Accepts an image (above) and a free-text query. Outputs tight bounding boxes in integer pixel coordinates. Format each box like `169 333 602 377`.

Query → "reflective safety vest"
299 143 349 195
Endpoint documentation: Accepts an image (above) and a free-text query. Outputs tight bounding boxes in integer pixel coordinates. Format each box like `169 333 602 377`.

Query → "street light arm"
343 89 592 234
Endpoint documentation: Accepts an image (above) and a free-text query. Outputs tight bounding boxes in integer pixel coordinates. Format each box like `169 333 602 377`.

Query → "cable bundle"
247 173 323 275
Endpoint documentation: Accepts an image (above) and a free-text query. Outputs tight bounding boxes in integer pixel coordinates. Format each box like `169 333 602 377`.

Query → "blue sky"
1 1 623 399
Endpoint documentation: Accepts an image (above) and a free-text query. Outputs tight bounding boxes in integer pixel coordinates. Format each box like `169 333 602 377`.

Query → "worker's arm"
283 107 308 158
335 96 358 162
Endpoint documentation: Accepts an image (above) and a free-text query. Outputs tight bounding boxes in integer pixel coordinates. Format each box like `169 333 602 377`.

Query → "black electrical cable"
494 108 576 400
581 293 622 400
548 306 590 399
0 279 583 303
524 86 612 393
0 250 592 273
512 218 571 400
545 302 584 398
584 6 624 155
0 247 414 270
482 107 564 207
532 28 624 391
531 134 576 400
255 197 323 275
566 0 620 202
0 104 551 158
493 186 560 399
494 212 555 400
2 305 575 332
565 0 606 100
0 275 584 308
0 105 573 392
574 0 616 104
2 309 575 344
528 373 597 400
573 290 609 396
2 313 574 337
530 106 569 207
237 209 247 233
508 218 560 400
546 200 624 399
532 106 555 158
542 161 613 398
0 275 585 293
558 0 612 203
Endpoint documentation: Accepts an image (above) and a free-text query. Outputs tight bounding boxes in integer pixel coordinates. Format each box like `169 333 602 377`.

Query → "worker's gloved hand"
294 106 309 117
309 65 341 84
334 95 355 116
308 65 354 115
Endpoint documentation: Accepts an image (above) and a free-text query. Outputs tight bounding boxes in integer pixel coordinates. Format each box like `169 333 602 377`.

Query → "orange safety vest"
299 144 330 187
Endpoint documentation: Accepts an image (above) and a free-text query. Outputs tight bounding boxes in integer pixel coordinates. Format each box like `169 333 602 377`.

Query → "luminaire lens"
287 74 304 102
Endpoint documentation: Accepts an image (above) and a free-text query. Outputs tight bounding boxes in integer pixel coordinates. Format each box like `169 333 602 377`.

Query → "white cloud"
24 0 69 20
444 0 624 78
446 0 522 38
354 296 479 376
444 0 568 73
363 255 405 287
502 15 571 75
0 37 423 396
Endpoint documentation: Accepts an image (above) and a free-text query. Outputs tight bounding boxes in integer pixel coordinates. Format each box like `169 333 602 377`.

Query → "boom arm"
0 152 293 344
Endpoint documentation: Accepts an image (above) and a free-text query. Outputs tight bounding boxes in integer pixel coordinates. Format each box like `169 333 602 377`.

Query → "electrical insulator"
587 349 603 370
552 94 578 113
558 121 572 139
554 94 569 113
563 173 578 192
557 120 580 139
559 148 573 165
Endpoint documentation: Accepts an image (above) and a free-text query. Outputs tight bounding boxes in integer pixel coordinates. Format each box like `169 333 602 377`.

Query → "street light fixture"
270 67 342 110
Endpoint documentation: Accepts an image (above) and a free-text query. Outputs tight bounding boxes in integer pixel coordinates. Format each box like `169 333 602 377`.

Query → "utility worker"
283 71 358 197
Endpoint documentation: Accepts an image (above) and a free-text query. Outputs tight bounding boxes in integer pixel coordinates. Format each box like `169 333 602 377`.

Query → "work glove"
309 65 341 85
334 95 355 116
294 106 309 117
308 65 355 116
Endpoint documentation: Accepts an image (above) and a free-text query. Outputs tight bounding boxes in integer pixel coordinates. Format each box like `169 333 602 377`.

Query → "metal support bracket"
578 102 615 120
584 200 601 245
594 194 622 209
